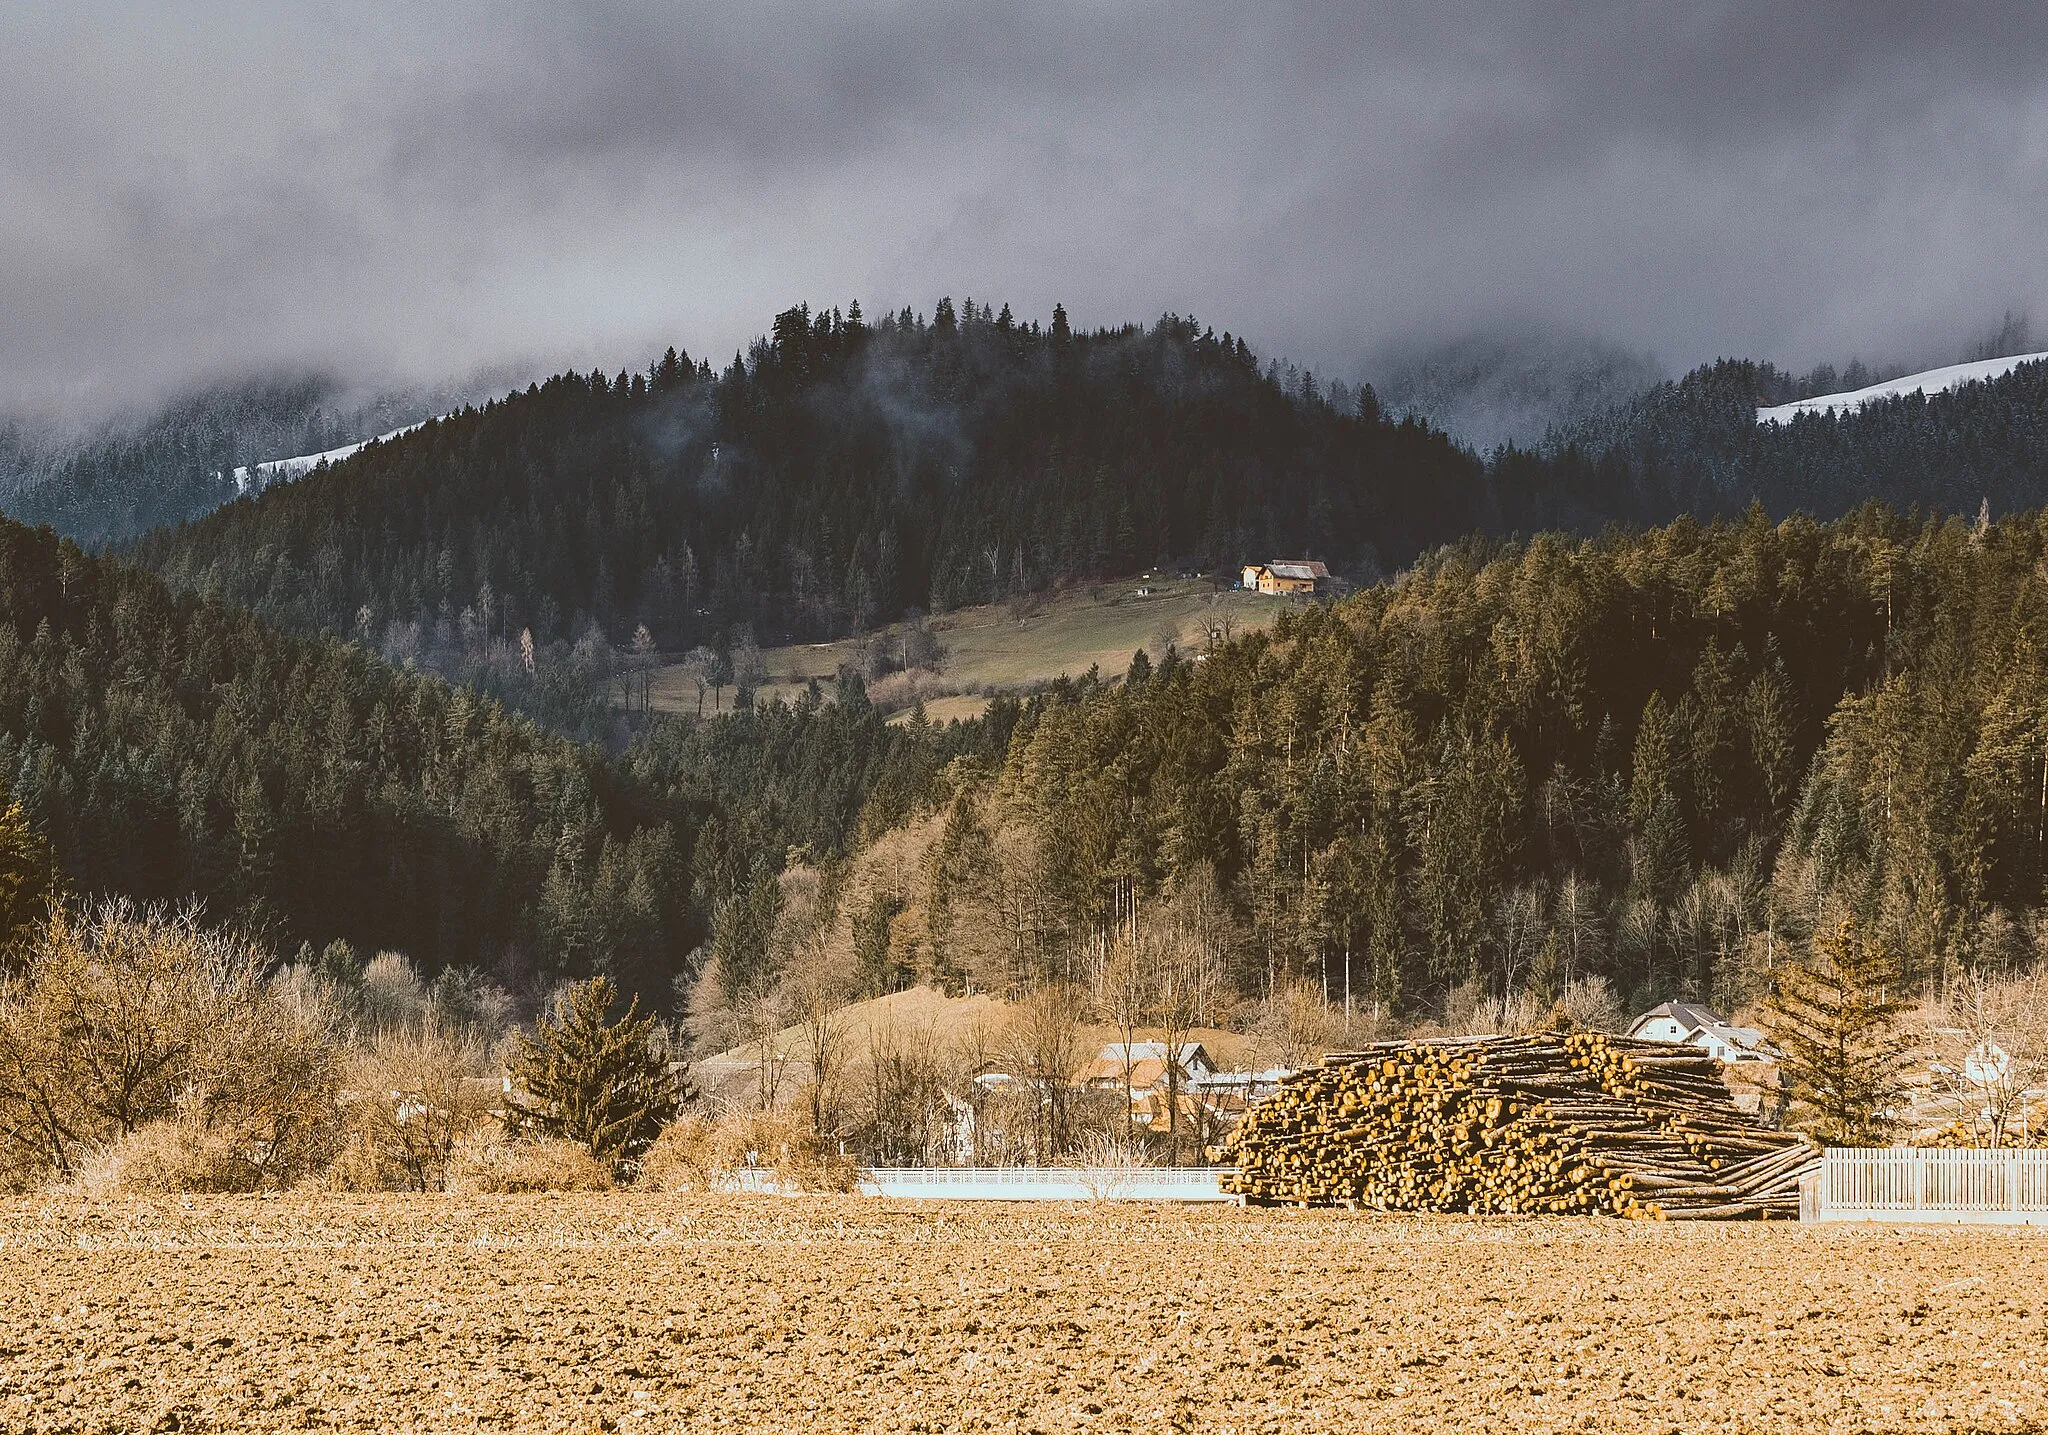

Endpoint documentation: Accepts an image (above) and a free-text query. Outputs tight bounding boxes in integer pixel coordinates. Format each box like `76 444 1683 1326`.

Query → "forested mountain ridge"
869 505 2048 1020
123 304 2048 714
0 512 700 994
1497 356 2048 534
0 374 493 549
129 304 1483 664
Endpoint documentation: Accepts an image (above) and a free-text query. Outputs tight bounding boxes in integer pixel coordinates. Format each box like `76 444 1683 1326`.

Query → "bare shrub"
852 1017 953 1166
718 1107 859 1193
446 1131 613 1193
1073 1132 1153 1201
1250 977 1343 1068
1924 968 2048 1147
638 1114 724 1192
0 900 342 1190
195 980 347 1189
1552 976 1625 1033
867 668 946 714
360 951 431 1032
71 1115 251 1196
339 1023 498 1191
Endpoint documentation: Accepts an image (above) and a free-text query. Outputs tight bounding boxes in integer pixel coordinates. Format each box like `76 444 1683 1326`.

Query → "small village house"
1627 1001 1774 1066
1078 1041 1217 1126
1241 559 1330 595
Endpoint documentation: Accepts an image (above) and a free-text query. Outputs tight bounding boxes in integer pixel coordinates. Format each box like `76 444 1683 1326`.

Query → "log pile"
1223 1031 1815 1219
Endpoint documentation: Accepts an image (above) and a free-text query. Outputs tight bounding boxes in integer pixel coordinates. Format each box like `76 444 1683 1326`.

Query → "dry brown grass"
443 1132 612 1193
68 1118 258 1196
2 1195 2044 1432
637 1108 860 1193
636 1114 722 1192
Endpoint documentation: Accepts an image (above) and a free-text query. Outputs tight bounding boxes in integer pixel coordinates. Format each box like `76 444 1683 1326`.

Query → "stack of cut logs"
1223 1031 1815 1219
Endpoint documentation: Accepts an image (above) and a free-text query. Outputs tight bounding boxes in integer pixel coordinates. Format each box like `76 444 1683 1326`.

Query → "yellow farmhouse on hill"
1241 559 1330 595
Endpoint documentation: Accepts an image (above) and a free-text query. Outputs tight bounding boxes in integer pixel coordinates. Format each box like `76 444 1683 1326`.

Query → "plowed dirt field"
0 1196 2042 1433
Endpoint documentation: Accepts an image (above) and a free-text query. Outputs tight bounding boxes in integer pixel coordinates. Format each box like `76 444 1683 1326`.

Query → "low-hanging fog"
4 3 2047 419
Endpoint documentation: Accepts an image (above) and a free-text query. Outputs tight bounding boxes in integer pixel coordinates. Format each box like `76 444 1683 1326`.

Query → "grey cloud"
2 2 2045 416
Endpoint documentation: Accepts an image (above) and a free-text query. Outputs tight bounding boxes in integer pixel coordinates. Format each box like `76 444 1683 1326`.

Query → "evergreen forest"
855 505 2048 1023
8 299 2048 1042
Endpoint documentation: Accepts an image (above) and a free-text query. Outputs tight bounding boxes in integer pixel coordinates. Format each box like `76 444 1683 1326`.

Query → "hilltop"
129 304 1474 686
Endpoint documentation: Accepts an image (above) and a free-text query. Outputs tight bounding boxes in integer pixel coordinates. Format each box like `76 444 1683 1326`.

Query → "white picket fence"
1802 1148 2048 1225
862 1166 1234 1201
719 1166 1235 1201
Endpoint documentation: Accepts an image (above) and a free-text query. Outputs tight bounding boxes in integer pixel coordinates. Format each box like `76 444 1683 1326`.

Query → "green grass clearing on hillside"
648 577 1287 718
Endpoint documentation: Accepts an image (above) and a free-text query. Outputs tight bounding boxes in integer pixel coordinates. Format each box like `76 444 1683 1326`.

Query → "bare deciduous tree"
0 900 342 1189
785 925 857 1142
343 1021 496 1191
1250 977 1337 1072
740 984 793 1114
1926 968 2048 1147
1094 934 1146 1142
857 1017 951 1166
681 645 717 718
1002 982 1086 1161
1150 927 1224 1159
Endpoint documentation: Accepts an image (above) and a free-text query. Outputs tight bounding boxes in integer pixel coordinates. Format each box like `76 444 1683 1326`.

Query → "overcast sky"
5 2 2047 414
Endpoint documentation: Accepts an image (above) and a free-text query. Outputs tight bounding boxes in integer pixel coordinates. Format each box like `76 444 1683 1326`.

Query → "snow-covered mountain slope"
228 420 429 493
1757 351 2048 424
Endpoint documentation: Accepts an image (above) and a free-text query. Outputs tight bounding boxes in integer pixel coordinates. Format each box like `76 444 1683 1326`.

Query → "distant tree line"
0 512 1031 1011
1496 357 2048 536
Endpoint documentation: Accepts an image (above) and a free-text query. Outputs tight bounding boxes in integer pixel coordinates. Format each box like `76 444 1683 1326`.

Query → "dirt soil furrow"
0 1196 2042 1433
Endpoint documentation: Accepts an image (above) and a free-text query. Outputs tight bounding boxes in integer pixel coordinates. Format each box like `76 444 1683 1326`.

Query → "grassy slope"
648 576 1283 720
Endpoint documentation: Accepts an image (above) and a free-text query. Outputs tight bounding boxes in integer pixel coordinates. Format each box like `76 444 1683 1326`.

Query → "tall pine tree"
1769 917 1916 1146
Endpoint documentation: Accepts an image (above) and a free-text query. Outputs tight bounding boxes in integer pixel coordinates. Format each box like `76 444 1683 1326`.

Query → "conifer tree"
509 977 686 1173
0 783 57 967
1768 917 1916 1146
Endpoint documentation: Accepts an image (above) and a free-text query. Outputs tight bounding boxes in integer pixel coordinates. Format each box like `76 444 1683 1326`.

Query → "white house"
1627 1001 1774 1065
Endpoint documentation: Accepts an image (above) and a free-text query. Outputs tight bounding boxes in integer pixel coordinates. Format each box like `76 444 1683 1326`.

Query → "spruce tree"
0 784 57 967
1768 918 1917 1146
509 977 686 1173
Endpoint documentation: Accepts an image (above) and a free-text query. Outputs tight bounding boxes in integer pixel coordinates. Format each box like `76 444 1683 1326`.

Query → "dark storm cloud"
4 2 2046 413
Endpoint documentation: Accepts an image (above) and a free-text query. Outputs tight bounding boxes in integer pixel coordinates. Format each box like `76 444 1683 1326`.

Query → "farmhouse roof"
1627 1001 1772 1059
1631 1001 1724 1034
1078 1042 1215 1086
1265 560 1330 581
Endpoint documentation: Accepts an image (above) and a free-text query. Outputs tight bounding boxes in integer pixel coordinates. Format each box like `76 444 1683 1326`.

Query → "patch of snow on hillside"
1757 351 2048 424
229 420 430 494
